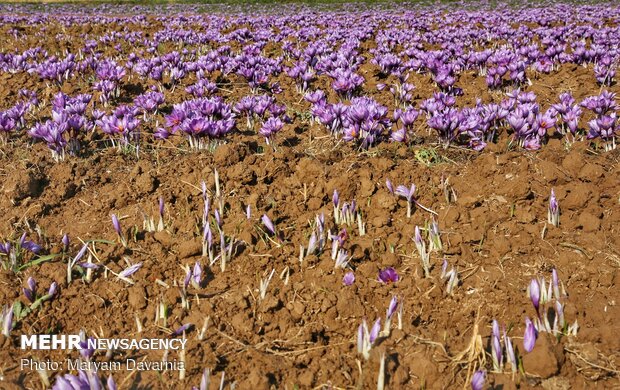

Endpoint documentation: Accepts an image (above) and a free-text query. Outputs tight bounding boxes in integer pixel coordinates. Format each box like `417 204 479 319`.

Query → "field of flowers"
0 1 618 389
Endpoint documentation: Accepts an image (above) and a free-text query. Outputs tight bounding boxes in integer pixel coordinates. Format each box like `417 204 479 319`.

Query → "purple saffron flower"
548 188 559 226
471 370 486 390
52 369 103 390
23 277 37 303
214 209 222 228
111 214 122 236
357 322 365 354
369 318 381 344
20 240 42 254
154 127 171 140
192 261 202 288
2 304 13 337
505 329 517 372
184 267 192 290
73 243 89 265
343 272 355 286
78 262 100 270
48 282 58 298
386 296 398 320
529 279 540 312
62 234 70 251
107 375 117 390
78 331 95 360
385 179 394 194
171 323 193 337
261 214 276 235
0 242 11 255
552 268 561 299
378 267 399 284
414 225 424 246
259 117 284 146
159 197 165 218
524 317 538 352
395 184 416 217
492 330 502 370
119 263 142 279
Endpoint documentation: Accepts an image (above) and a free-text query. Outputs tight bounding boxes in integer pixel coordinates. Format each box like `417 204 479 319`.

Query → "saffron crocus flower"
191 262 202 289
306 232 318 257
111 214 126 246
52 370 105 390
491 319 502 371
171 323 193 337
159 197 165 218
428 219 442 251
382 296 399 336
548 188 559 227
107 375 117 390
524 317 538 352
62 234 70 252
19 233 42 254
471 370 486 390
378 267 399 283
529 279 540 312
358 318 381 360
24 277 37 303
259 117 283 147
334 249 349 269
118 263 142 281
395 184 416 218
79 329 95 360
261 214 276 236
1 304 13 337
47 282 58 298
552 268 561 300
343 272 355 286
385 179 394 194
504 329 517 372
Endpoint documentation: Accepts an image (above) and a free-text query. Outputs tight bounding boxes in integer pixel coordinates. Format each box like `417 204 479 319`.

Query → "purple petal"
386 296 398 319
73 243 89 264
529 279 540 311
357 322 365 353
111 214 122 236
23 287 35 303
471 370 486 390
524 317 538 352
48 282 58 298
378 267 399 284
119 263 142 279
342 272 355 286
27 277 37 295
369 318 381 344
62 234 70 251
171 323 193 337
261 214 276 235
78 262 100 269
193 261 202 286
159 197 165 217
107 375 117 390
22 240 42 254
